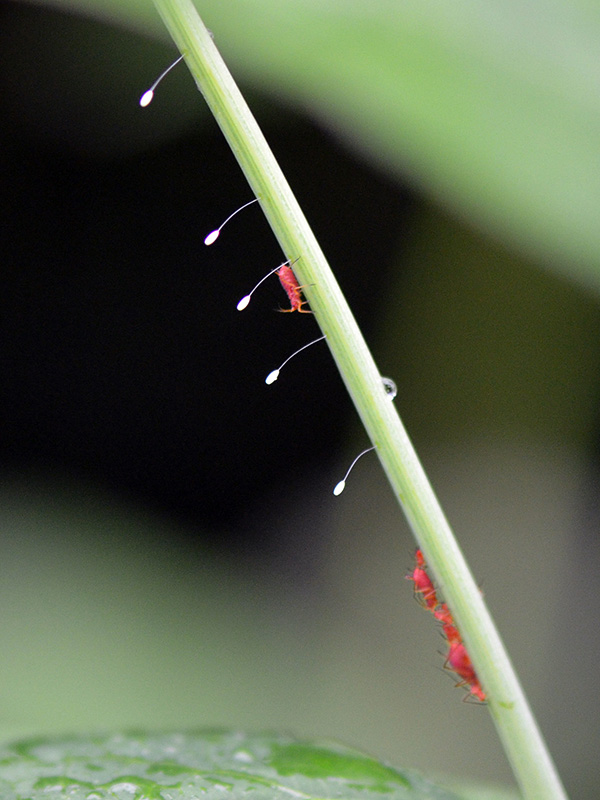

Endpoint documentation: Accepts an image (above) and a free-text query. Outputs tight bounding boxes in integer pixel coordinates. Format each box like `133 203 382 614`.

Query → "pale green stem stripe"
150 2 568 798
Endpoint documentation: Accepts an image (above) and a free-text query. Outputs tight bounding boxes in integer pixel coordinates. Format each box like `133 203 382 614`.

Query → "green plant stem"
149 2 568 798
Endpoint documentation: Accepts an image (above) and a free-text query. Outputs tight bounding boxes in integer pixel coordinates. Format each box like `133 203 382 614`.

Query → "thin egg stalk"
332 446 376 495
139 54 185 107
204 199 259 246
236 263 287 311
264 336 326 385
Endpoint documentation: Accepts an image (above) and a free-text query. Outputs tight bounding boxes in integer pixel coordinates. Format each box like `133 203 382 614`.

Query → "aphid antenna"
139 54 185 107
237 257 300 311
265 335 326 385
333 445 377 496
204 198 260 245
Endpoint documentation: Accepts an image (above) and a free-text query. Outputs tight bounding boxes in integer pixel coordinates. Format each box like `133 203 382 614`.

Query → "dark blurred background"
1 2 600 798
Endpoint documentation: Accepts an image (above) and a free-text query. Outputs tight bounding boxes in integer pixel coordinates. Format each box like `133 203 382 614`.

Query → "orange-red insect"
434 602 461 644
406 549 439 612
445 641 486 702
407 548 486 703
277 264 311 313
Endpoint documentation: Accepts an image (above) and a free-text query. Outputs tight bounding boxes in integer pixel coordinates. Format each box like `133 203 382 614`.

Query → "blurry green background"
1 1 600 798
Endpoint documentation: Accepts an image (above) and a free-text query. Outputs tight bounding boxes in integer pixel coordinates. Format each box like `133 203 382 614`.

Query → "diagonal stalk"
149 2 568 797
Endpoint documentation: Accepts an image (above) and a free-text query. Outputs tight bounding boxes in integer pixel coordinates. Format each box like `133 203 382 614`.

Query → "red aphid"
445 641 486 701
434 602 461 644
466 682 486 703
445 641 477 684
277 264 311 313
406 549 439 612
407 548 486 703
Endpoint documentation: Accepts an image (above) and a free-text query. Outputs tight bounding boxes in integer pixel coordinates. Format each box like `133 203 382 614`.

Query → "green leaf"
0 730 462 799
23 0 600 289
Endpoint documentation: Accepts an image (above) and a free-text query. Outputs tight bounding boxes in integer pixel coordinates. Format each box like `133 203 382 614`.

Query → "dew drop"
382 376 397 401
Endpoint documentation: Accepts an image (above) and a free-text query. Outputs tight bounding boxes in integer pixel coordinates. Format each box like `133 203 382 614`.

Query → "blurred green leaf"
0 730 463 799
444 784 521 800
24 0 600 289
